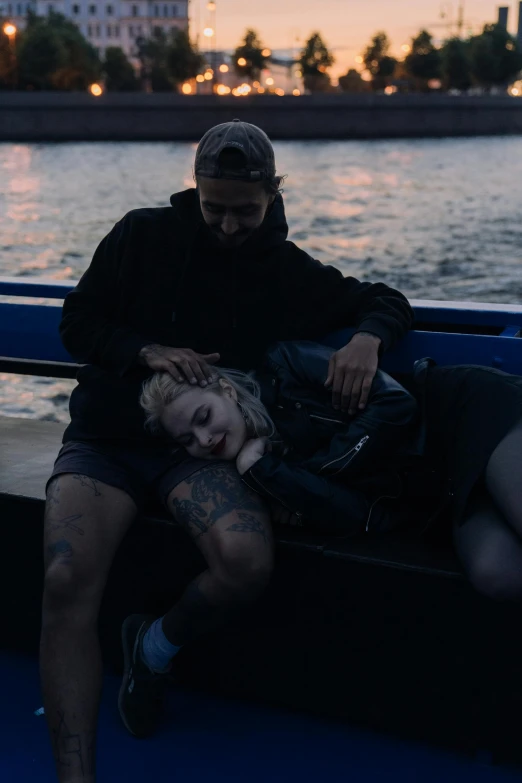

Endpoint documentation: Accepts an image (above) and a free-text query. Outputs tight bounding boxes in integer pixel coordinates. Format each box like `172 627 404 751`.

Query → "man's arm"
60 214 220 382
60 215 152 376
279 250 414 413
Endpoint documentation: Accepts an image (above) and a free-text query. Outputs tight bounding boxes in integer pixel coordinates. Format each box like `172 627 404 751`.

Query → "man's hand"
236 438 268 476
324 332 381 415
138 344 220 386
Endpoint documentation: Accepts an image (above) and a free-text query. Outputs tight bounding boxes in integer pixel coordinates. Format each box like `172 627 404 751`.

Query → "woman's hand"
236 438 269 476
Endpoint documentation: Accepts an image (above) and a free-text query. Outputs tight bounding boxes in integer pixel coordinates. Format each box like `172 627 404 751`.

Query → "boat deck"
3 651 521 783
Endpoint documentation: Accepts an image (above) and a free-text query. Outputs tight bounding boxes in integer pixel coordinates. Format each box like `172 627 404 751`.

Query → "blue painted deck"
2 651 521 783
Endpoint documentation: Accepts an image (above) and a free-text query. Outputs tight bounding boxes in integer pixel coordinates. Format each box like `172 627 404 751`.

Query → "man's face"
198 176 274 249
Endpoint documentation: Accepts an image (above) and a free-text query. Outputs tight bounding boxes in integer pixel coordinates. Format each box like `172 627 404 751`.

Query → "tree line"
1 14 521 93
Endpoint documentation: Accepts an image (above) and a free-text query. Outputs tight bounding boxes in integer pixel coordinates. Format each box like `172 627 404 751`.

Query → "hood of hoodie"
169 187 289 258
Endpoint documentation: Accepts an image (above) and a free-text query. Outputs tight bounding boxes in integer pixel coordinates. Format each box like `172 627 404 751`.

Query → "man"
41 119 413 782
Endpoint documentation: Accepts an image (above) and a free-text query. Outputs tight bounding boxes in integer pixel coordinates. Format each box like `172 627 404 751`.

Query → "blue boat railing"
0 276 520 377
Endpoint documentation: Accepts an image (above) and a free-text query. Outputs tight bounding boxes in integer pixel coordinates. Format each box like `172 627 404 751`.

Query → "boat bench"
2 414 522 764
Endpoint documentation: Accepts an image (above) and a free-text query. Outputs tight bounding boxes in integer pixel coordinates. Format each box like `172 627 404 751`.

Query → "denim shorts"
47 439 211 511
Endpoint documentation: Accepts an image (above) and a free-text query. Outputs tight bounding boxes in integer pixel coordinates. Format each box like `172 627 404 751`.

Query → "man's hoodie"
60 188 414 442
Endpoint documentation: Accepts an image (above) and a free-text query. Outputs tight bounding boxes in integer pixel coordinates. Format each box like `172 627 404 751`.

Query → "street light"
237 57 247 66
203 27 214 37
3 22 17 90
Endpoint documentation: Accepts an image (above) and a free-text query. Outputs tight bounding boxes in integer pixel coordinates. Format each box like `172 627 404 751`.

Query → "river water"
1 136 521 423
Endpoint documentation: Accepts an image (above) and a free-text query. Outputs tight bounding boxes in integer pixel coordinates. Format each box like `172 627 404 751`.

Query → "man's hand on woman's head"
324 332 381 415
138 345 220 386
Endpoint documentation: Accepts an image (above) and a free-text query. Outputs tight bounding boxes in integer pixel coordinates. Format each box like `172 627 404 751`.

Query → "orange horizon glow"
190 0 506 79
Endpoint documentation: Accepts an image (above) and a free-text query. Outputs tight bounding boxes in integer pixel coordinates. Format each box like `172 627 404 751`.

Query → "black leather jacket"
242 341 420 535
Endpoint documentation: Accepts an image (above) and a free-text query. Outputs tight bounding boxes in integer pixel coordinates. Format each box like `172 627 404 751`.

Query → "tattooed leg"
41 473 136 782
163 464 274 647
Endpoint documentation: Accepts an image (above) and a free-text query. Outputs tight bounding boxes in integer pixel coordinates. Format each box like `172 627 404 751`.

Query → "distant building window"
106 3 113 13
96 23 101 35
16 2 21 13
172 4 177 16
132 4 138 15
163 4 167 16
153 4 158 15
129 24 134 35
72 4 79 13
137 24 142 33
7 4 12 14
114 24 119 35
87 23 92 34
107 24 111 36
47 3 53 12
89 4 96 13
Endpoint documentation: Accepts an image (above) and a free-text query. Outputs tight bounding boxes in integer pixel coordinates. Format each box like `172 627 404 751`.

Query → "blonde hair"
140 367 275 439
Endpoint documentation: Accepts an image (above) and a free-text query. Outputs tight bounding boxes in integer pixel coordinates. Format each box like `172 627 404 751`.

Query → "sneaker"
118 614 170 738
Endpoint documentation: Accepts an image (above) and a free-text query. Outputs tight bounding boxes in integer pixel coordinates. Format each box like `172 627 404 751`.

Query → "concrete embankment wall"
1 93 522 141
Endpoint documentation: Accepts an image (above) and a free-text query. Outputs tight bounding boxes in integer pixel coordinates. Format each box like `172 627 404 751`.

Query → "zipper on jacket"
309 413 344 425
319 435 370 475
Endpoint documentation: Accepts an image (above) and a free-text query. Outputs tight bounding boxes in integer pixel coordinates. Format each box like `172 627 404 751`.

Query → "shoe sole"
117 614 150 738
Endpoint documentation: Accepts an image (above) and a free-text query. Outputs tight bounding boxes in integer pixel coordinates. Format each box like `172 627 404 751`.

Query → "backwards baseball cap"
195 119 276 183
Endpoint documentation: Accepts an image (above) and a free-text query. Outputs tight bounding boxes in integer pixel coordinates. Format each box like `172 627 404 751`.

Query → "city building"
0 0 188 59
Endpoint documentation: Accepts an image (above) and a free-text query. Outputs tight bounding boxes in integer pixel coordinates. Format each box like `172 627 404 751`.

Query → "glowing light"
216 84 231 95
3 23 16 36
295 69 302 77
401 43 411 54
253 80 260 88
292 88 301 96
219 63 229 73
182 82 192 94
261 48 271 57
509 80 522 96
204 71 213 80
257 86 265 93
510 87 520 96
506 40 515 50
428 78 442 89
361 70 372 82
203 27 214 37
265 76 274 86
89 83 103 96
384 85 398 95
275 88 285 96
237 57 247 66
196 74 205 83
206 1 216 9
355 55 363 64
318 64 327 73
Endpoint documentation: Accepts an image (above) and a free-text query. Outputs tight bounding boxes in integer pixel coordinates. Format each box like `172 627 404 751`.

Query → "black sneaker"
118 614 170 738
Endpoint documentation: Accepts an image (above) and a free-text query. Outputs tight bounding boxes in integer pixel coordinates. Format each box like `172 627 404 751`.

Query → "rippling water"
1 137 522 422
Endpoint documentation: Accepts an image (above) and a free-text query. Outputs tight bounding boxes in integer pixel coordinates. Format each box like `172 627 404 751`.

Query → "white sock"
141 617 182 674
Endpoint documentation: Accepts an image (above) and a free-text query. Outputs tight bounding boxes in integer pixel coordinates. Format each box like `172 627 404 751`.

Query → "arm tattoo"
227 512 268 544
72 475 102 496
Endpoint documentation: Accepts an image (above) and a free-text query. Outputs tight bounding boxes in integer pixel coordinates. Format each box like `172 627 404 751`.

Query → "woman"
141 340 420 537
142 340 522 602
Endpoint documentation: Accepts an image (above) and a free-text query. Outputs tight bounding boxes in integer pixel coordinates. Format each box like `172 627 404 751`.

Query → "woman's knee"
211 535 274 599
465 554 522 602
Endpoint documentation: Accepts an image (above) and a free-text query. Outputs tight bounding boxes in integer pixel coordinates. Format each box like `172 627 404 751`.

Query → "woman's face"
160 382 248 460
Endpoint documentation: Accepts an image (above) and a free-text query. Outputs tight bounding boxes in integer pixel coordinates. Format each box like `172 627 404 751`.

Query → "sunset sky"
191 0 520 77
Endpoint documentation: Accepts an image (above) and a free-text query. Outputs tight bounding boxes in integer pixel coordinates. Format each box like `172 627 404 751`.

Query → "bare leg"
455 423 522 601
455 491 522 600
41 474 136 783
163 464 273 646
